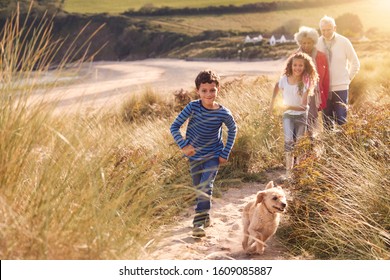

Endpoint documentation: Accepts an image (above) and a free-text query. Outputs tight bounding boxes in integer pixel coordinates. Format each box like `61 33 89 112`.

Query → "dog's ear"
256 191 265 205
265 181 274 190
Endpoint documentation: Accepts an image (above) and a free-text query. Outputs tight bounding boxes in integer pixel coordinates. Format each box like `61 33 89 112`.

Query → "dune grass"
0 6 176 259
279 105 389 259
276 51 390 259
1 4 389 260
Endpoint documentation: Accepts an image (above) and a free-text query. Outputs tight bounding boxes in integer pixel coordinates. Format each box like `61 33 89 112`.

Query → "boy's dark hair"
195 70 220 90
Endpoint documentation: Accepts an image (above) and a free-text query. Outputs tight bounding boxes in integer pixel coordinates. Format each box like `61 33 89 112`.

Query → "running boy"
170 70 237 238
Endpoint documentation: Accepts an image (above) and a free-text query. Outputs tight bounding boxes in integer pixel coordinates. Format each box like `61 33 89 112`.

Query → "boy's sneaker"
193 213 211 228
192 224 206 238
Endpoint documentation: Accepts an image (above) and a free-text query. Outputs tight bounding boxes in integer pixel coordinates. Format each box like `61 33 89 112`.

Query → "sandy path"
37 58 285 113
146 170 290 260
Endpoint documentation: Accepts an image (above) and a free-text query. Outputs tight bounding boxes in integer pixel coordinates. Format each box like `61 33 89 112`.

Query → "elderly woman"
294 26 329 137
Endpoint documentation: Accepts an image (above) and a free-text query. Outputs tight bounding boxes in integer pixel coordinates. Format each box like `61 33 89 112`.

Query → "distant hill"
0 0 368 63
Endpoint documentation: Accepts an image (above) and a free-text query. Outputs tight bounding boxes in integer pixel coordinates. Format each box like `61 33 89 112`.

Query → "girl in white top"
270 52 319 177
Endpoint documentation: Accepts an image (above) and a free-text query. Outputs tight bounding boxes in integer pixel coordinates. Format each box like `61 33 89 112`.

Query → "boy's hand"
182 145 196 157
219 157 228 165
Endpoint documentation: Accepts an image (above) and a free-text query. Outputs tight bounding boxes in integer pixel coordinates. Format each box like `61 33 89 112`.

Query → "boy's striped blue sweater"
170 100 237 160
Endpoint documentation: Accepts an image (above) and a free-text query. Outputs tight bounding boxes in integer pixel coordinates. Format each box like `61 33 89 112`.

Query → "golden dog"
242 181 287 254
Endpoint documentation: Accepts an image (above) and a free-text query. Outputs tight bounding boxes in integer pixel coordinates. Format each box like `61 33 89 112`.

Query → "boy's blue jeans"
322 90 348 129
283 113 307 152
189 157 219 225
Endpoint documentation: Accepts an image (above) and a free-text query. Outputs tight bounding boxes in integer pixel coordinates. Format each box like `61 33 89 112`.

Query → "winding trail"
37 58 285 113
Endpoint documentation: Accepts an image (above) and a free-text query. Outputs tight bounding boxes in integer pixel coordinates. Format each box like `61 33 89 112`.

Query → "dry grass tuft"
279 103 390 259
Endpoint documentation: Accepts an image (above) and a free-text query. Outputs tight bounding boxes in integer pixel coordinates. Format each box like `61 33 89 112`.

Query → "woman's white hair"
294 26 319 45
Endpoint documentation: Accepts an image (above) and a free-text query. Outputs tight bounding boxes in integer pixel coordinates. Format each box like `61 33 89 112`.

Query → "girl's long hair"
283 52 319 96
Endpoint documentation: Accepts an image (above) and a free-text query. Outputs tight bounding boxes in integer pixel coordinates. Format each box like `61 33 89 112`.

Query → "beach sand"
37 58 285 113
